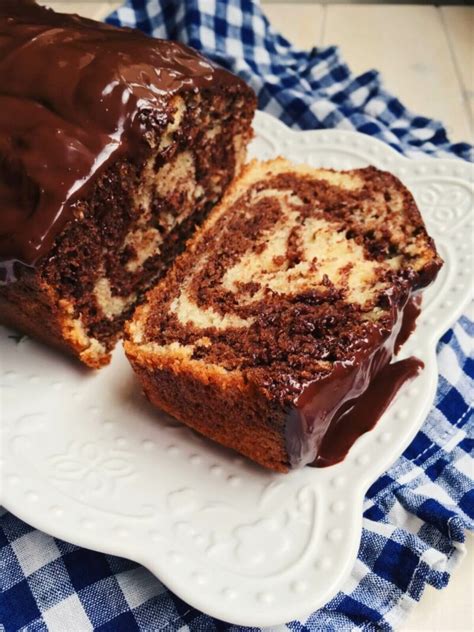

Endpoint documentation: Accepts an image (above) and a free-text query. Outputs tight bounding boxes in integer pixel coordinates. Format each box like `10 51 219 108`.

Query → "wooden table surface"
44 2 474 630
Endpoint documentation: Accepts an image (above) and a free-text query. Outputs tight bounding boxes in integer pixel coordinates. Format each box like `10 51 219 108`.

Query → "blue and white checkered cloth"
1 1 473 630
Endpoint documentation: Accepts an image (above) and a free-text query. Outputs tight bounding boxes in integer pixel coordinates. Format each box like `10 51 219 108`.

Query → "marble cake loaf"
125 158 443 472
0 0 256 367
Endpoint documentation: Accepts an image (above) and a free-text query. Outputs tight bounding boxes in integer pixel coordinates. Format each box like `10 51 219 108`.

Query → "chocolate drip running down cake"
125 159 443 472
0 0 256 367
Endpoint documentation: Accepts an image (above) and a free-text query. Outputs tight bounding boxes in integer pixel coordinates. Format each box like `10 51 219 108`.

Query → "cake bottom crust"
0 278 109 368
126 345 290 471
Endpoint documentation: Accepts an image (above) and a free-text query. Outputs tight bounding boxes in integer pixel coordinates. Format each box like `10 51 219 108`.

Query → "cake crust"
125 159 442 471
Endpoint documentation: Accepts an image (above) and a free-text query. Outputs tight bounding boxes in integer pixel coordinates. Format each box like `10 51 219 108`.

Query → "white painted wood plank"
441 6 474 135
107 1 121 14
42 2 114 20
263 3 324 50
323 4 471 144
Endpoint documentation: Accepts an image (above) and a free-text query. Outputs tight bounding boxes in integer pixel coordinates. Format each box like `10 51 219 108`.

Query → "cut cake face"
125 158 442 471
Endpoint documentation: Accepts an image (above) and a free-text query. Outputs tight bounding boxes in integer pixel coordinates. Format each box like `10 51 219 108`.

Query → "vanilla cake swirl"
125 159 442 471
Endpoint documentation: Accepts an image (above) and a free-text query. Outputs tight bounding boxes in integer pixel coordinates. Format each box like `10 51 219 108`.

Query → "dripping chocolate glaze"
0 0 247 282
285 293 424 468
395 293 421 353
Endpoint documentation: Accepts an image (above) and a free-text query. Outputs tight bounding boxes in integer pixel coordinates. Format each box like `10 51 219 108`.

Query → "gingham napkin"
1 1 473 630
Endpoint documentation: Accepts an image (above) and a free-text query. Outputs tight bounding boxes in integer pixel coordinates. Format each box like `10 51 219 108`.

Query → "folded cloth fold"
0 1 472 631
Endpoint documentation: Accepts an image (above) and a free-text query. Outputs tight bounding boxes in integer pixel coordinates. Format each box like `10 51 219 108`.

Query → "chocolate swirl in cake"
0 0 245 279
126 159 442 470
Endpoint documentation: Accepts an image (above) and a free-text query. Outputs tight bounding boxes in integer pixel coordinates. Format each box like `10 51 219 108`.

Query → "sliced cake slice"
125 158 442 472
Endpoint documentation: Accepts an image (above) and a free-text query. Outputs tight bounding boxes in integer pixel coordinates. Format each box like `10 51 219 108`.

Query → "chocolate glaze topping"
286 294 423 468
316 356 422 466
0 0 245 281
395 294 421 353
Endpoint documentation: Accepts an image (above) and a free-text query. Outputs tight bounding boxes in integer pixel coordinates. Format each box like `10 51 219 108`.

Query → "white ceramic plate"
1 111 473 627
